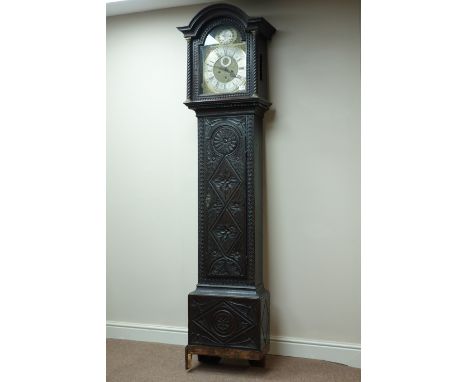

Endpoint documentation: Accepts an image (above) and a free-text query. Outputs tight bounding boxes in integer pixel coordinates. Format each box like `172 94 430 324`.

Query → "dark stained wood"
185 344 268 369
197 354 221 364
178 4 275 370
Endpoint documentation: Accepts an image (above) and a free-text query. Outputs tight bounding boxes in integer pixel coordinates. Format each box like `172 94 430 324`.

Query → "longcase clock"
178 4 275 369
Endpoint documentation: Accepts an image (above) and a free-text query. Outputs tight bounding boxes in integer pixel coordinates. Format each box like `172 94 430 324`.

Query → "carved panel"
188 295 259 349
260 292 270 347
199 116 253 283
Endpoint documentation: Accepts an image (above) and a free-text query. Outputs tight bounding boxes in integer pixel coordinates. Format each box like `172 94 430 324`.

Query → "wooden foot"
185 346 192 370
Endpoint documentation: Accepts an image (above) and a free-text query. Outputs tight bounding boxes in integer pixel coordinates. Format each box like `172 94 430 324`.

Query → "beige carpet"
107 339 360 382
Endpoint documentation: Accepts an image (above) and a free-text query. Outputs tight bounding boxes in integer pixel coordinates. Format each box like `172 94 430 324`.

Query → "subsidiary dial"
216 28 238 44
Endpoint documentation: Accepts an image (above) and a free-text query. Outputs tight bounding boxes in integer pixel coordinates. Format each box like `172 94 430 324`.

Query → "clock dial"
203 44 246 94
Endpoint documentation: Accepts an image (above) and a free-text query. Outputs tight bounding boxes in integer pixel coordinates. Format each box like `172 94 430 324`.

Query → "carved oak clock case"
178 4 275 369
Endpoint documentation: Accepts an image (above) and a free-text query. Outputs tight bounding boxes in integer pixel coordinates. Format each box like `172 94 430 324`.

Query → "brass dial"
203 44 246 94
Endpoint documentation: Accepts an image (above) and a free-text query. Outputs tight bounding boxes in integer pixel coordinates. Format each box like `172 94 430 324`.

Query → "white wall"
107 0 360 362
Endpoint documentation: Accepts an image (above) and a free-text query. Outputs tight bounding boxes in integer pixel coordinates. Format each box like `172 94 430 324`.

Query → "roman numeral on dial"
203 44 247 94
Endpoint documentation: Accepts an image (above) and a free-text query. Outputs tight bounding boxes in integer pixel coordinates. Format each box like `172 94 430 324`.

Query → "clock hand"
216 66 230 74
217 65 236 78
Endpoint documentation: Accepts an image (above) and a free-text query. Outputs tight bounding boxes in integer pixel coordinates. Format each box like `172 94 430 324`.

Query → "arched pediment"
177 4 274 40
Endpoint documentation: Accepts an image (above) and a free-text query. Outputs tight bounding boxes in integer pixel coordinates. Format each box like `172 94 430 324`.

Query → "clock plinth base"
185 344 268 370
188 288 270 351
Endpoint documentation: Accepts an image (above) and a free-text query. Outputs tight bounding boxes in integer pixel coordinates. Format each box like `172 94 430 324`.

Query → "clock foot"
185 346 192 370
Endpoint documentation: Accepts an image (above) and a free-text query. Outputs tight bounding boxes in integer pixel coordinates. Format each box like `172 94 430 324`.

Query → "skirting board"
106 320 360 368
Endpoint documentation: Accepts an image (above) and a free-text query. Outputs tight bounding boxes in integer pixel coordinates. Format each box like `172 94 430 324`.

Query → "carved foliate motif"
210 159 240 202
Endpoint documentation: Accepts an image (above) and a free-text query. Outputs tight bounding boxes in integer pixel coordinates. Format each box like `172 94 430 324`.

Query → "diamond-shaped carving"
209 159 241 202
192 301 255 344
208 256 242 276
205 191 224 227
211 210 240 253
207 234 244 277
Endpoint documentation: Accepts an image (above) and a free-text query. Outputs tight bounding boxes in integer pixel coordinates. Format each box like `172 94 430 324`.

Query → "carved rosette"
212 127 239 155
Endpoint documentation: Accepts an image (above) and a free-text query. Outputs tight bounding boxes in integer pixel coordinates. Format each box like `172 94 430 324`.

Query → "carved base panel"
188 289 270 352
